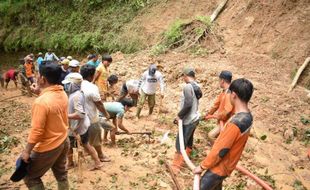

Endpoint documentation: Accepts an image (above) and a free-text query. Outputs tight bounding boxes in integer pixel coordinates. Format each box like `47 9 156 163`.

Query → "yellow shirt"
96 63 109 93
28 85 68 152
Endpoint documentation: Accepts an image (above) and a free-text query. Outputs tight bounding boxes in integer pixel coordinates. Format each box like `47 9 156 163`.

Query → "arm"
44 53 47 61
177 85 194 119
53 53 59 61
94 101 110 118
22 102 48 162
137 72 147 90
200 123 239 170
92 70 101 83
117 117 129 133
207 93 222 115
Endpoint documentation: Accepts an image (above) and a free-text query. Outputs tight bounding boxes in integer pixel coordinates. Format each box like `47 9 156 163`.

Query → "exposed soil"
1 0 310 189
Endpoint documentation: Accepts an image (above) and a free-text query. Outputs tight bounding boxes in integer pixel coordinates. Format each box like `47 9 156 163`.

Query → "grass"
293 180 307 190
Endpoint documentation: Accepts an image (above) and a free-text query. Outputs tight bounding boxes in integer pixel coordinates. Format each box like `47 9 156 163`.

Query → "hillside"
0 0 310 189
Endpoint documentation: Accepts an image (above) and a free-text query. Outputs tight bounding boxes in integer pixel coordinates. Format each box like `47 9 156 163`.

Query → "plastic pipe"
236 165 273 190
178 120 200 190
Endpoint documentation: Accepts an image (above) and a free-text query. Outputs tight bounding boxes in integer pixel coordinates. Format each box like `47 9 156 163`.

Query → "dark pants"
175 120 199 152
24 138 69 189
200 170 226 190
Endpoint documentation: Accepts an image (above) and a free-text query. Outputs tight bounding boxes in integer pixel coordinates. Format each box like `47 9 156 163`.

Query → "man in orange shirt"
20 63 69 190
92 54 112 100
205 71 234 142
193 78 254 190
24 56 35 84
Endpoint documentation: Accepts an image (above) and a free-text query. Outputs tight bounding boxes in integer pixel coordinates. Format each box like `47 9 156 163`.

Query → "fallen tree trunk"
210 0 228 22
288 57 310 92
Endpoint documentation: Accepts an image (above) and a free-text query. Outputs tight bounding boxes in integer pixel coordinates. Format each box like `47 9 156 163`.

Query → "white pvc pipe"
178 120 200 190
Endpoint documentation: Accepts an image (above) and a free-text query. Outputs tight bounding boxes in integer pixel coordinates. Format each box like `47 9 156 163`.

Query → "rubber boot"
186 147 192 157
29 183 45 190
57 180 69 190
171 152 184 174
136 107 142 118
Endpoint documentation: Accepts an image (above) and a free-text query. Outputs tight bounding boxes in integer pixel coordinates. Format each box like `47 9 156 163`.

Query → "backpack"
190 82 202 100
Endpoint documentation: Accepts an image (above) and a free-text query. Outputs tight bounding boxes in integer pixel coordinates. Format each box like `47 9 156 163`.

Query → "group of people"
7 50 254 190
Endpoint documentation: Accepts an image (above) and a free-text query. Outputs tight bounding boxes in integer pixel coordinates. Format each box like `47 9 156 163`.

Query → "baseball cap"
183 67 196 77
10 157 30 182
67 56 73 61
61 59 70 65
69 60 80 67
148 64 157 76
62 72 83 85
219 70 232 82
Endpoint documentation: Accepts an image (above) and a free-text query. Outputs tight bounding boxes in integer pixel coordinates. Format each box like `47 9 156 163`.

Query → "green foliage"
0 0 149 53
0 135 19 153
196 15 212 29
293 180 307 190
163 20 184 47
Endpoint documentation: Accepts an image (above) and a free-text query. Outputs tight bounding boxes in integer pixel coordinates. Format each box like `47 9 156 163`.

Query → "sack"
190 82 202 100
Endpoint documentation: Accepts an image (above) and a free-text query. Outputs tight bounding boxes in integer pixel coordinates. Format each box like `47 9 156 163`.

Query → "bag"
190 82 202 100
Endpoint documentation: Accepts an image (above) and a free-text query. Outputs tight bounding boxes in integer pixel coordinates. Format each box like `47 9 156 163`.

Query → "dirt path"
0 49 309 190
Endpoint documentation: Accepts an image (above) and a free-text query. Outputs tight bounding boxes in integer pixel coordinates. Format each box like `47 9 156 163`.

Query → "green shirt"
103 102 125 118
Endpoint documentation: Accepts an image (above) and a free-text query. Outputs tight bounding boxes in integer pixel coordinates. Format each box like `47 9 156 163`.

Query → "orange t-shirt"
201 112 253 176
208 89 234 122
28 85 68 152
24 62 34 78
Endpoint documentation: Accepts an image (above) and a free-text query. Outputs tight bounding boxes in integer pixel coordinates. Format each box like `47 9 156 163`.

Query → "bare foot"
90 163 104 171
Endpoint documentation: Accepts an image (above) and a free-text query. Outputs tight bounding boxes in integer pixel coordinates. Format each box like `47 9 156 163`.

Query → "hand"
205 114 216 120
173 117 181 125
193 166 203 174
30 83 40 95
21 151 30 163
105 112 110 119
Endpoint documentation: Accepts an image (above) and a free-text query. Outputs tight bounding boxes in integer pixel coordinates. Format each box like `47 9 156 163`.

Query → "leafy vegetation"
0 0 152 53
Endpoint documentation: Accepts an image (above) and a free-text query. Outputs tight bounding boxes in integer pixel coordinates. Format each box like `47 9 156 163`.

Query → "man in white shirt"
136 64 165 118
44 49 59 62
117 79 140 106
80 65 111 162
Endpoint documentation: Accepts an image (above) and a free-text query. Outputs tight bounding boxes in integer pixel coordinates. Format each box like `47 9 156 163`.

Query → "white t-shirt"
139 71 165 95
126 80 139 94
81 80 101 124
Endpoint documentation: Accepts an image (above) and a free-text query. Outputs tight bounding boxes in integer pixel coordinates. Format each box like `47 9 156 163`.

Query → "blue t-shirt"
87 60 101 68
103 102 125 118
36 57 43 69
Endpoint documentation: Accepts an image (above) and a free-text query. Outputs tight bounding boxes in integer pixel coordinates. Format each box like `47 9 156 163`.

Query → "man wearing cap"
35 53 43 73
59 59 70 84
92 54 112 100
24 57 35 84
44 49 59 62
205 70 234 142
171 67 201 173
20 63 69 190
136 64 165 118
67 56 73 61
69 60 80 73
87 54 100 68
62 73 103 170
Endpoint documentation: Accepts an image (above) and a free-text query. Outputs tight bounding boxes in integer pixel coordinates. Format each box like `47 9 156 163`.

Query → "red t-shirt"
5 69 16 80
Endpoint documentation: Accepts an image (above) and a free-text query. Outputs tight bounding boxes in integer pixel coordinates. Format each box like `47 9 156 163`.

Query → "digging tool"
164 160 182 190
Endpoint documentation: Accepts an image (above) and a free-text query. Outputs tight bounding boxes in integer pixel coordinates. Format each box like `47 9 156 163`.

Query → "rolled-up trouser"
24 138 69 189
137 91 155 110
175 120 199 153
88 122 103 146
200 170 226 190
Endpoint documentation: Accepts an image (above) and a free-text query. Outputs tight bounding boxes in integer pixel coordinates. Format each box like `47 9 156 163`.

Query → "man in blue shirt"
87 54 101 68
102 98 134 146
36 52 44 73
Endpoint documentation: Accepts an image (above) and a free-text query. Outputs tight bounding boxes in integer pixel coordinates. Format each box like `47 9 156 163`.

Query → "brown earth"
1 0 310 189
